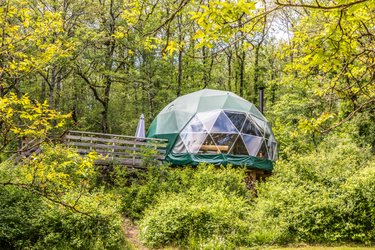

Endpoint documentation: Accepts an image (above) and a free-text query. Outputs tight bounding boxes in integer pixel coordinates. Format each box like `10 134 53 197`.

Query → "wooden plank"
76 149 164 160
67 141 166 154
95 158 143 166
200 145 229 152
65 134 167 148
66 141 140 151
65 135 162 146
67 130 167 143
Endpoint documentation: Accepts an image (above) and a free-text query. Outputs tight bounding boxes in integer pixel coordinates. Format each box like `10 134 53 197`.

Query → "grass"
267 246 375 250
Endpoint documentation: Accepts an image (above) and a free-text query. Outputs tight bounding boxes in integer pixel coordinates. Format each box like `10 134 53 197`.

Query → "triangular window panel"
272 142 278 161
257 139 269 159
182 116 206 133
199 135 220 154
172 135 188 153
196 110 220 132
241 117 262 136
251 115 272 138
224 111 246 132
180 132 208 154
242 134 263 156
229 136 248 155
210 111 238 133
249 105 266 120
211 133 237 154
265 139 277 161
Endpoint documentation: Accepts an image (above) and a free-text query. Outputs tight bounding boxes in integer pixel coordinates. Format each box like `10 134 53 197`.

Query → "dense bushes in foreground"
0 186 124 249
122 137 375 249
1 137 374 249
250 137 375 245
0 145 125 249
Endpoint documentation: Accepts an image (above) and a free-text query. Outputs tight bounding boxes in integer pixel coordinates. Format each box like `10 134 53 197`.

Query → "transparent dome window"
199 135 220 154
224 111 246 131
172 136 188 153
182 116 206 133
196 110 220 132
180 132 208 154
172 110 277 161
242 134 263 156
211 111 238 133
229 136 248 155
211 133 237 154
242 117 263 136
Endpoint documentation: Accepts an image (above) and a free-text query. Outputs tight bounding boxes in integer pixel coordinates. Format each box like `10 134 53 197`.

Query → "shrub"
0 145 125 249
0 186 44 249
139 188 251 249
121 164 250 220
0 186 125 249
128 165 252 248
247 136 375 245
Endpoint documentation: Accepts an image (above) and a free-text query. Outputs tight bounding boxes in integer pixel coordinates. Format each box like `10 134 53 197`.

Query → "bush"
123 165 252 248
139 188 251 249
121 164 250 220
0 145 125 249
247 136 375 245
0 186 125 249
0 186 44 249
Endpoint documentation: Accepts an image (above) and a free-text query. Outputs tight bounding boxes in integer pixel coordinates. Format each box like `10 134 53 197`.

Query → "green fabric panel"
174 111 195 131
165 153 192 165
165 153 273 171
149 111 194 135
249 105 267 121
147 119 158 138
201 89 229 96
197 95 229 112
222 95 251 113
172 91 203 113
191 154 226 164
225 154 273 171
156 111 179 134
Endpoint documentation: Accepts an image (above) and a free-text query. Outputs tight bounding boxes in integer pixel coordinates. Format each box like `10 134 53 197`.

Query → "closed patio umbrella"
135 114 146 140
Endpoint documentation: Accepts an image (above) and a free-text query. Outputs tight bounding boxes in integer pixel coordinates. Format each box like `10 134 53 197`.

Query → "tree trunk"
202 46 208 88
226 49 232 91
239 50 245 97
253 44 261 104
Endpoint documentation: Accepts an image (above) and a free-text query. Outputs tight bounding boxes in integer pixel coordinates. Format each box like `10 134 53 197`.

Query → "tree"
278 0 375 133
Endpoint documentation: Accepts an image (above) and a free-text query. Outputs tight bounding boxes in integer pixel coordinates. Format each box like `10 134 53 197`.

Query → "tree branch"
146 0 190 36
276 0 369 10
320 97 375 133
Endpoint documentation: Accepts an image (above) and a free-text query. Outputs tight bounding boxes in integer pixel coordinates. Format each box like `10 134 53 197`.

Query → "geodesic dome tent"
147 89 277 171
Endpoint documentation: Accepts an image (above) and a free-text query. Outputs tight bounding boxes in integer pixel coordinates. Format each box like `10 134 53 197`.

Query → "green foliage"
127 137 375 248
121 164 249 220
139 188 250 249
0 94 70 156
247 136 375 245
1 0 374 248
0 185 125 250
0 186 44 249
0 145 125 249
121 164 251 248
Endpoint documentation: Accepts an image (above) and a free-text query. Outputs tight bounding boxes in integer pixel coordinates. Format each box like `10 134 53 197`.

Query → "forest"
0 0 375 249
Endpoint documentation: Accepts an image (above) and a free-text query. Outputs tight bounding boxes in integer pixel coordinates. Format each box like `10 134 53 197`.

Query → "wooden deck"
63 130 168 168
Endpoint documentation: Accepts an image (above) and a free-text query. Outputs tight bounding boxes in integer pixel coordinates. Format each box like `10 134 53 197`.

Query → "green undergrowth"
121 136 375 249
0 145 126 250
2 136 375 249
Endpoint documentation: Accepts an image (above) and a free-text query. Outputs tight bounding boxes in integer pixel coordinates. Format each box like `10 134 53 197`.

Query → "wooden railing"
63 130 168 167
